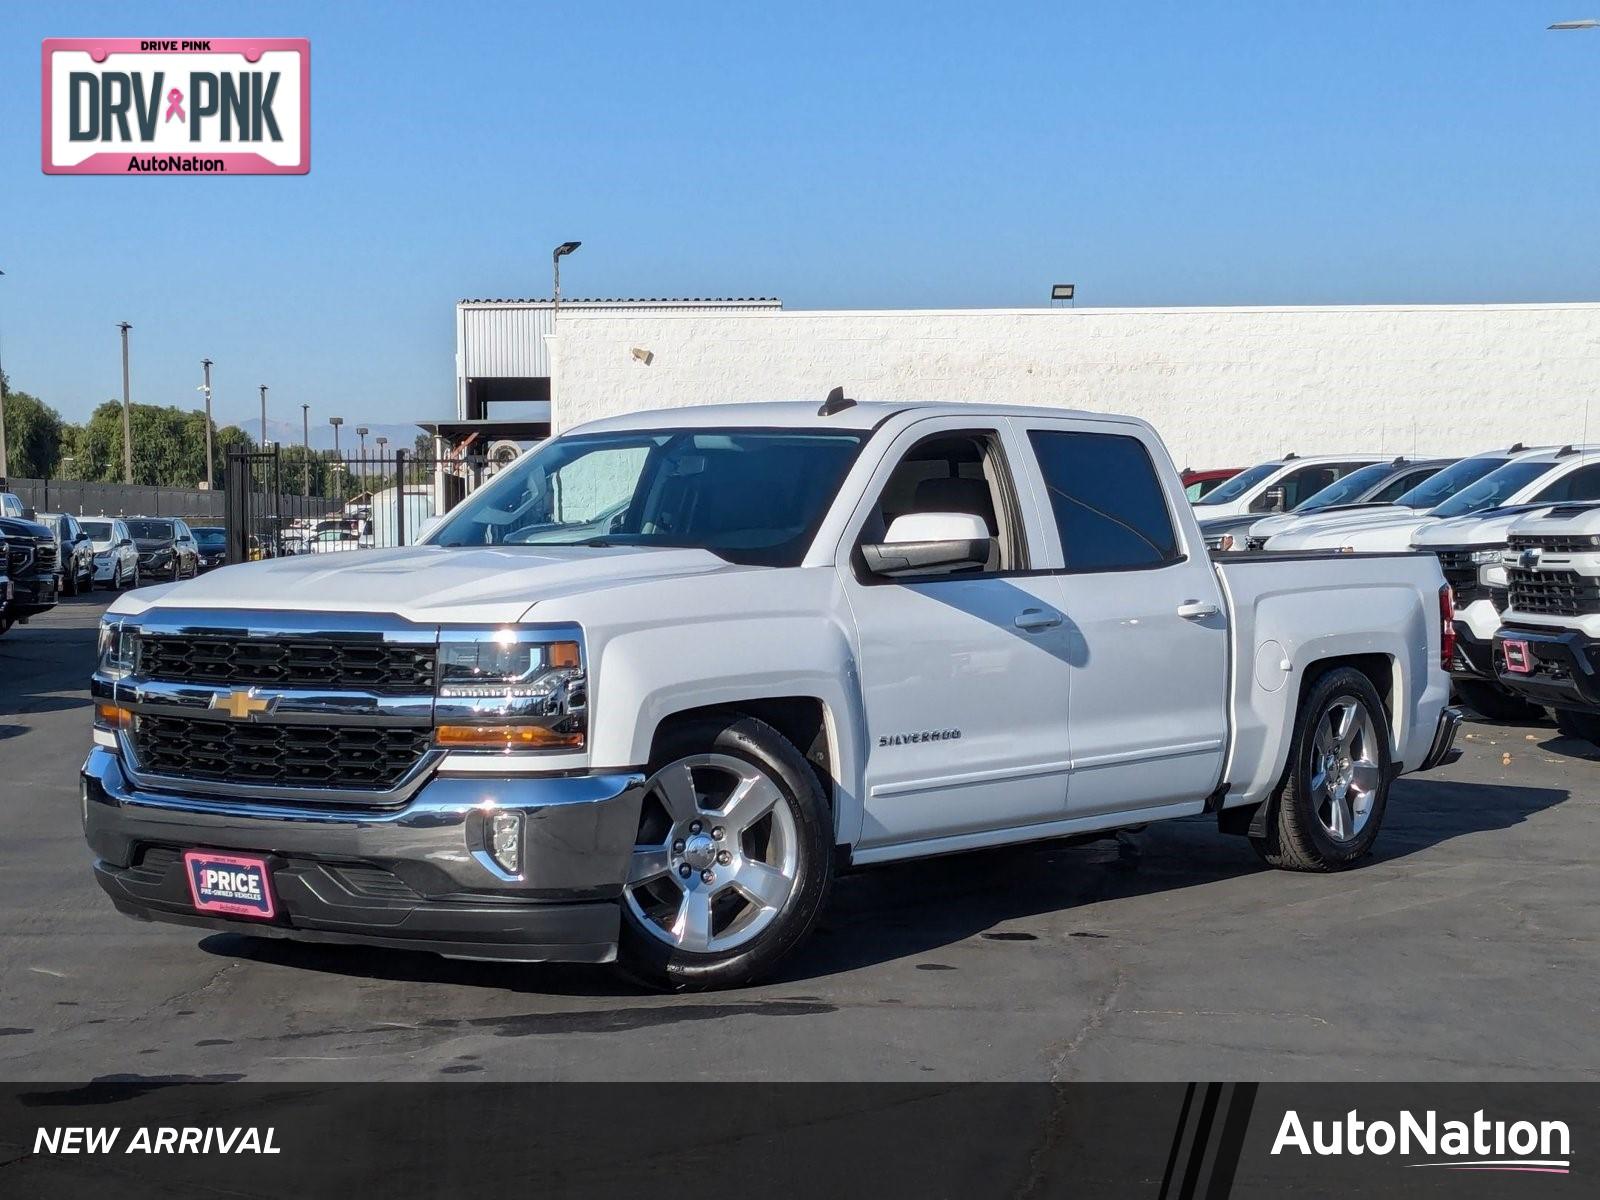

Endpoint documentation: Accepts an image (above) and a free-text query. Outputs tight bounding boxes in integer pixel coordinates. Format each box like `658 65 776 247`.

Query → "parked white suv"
1192 454 1383 529
81 518 140 590
86 401 1457 989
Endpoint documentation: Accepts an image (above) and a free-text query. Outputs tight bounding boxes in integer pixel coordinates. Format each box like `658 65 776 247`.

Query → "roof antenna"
818 386 856 417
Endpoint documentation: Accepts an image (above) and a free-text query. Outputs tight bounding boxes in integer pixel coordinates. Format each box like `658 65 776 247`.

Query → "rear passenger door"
1020 419 1229 819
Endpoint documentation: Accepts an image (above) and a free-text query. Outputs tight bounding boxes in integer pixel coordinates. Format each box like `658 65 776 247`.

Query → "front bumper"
8 573 57 616
1493 626 1600 712
82 747 646 963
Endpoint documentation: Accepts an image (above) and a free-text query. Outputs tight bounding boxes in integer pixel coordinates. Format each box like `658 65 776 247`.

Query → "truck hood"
1264 510 1437 552
1409 506 1561 550
107 544 745 625
1252 503 1420 543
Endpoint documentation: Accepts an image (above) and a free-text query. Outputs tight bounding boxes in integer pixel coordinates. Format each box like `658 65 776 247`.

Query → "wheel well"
649 698 835 810
1297 652 1395 725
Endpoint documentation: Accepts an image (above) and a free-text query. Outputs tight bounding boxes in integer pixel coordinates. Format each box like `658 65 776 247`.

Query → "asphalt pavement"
2 593 1596 1081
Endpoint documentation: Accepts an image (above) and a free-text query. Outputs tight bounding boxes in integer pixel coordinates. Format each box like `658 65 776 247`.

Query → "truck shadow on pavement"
194 777 1567 994
0 601 100 740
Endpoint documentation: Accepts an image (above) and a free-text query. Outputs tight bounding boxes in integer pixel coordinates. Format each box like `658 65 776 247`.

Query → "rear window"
1029 430 1179 571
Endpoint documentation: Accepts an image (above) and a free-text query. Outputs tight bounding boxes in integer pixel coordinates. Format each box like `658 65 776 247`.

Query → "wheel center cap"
683 833 717 871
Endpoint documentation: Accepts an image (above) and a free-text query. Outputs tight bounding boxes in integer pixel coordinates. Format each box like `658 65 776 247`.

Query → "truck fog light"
488 810 522 875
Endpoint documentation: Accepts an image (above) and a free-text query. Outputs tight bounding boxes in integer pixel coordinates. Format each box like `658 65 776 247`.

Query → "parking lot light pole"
356 426 369 485
301 403 311 497
199 358 214 491
118 322 134 484
259 384 269 449
329 417 344 499
552 241 581 317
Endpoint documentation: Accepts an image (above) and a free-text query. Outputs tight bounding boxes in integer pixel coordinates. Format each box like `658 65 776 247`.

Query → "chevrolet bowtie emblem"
210 689 273 720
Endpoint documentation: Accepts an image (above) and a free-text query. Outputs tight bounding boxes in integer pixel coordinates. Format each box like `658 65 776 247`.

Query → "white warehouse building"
528 302 1600 468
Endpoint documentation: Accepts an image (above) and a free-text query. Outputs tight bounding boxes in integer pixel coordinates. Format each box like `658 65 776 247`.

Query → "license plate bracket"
1502 639 1533 675
183 850 276 920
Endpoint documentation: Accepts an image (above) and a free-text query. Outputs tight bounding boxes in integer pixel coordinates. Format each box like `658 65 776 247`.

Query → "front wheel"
616 715 834 991
1252 667 1392 872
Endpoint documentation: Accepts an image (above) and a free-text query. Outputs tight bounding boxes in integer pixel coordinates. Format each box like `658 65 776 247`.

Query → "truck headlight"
434 629 586 751
97 619 134 677
1469 548 1502 565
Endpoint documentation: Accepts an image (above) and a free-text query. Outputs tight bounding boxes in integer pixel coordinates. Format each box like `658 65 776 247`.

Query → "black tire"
1553 708 1600 748
1454 678 1544 723
616 714 834 991
1251 667 1392 872
61 569 75 597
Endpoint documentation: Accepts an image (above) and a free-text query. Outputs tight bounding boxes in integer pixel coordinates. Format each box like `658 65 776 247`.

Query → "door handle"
1015 608 1063 631
1177 600 1221 620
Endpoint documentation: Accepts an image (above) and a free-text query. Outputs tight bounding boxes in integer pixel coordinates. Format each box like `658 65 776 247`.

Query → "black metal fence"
221 446 485 565
2 476 227 522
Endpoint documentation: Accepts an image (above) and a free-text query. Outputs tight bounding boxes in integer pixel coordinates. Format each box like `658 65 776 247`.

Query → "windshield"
126 520 174 540
81 521 113 541
1392 456 1506 511
431 428 866 566
1193 461 1278 506
193 528 226 546
1429 461 1550 518
1292 462 1396 511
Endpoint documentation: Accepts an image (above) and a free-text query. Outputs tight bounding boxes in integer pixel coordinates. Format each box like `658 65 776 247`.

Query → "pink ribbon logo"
164 88 185 123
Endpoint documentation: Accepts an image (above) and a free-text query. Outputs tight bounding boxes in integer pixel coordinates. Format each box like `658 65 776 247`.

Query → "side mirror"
21 507 36 520
119 538 133 548
861 512 992 577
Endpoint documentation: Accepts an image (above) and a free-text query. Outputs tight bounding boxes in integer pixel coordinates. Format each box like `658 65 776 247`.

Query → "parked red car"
1181 467 1242 501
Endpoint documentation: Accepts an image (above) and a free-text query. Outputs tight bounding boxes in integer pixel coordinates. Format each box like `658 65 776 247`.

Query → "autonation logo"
1272 1108 1572 1175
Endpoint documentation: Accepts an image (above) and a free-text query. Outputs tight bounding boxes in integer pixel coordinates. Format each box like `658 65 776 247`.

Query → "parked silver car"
81 518 140 589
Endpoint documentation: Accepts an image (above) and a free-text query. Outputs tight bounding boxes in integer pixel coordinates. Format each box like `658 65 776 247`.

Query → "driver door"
840 418 1074 853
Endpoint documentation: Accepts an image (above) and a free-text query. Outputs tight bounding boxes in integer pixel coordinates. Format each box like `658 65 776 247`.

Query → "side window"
860 430 1023 573
1276 465 1339 510
1371 468 1431 504
1184 480 1204 501
1029 430 1179 572
1533 463 1600 504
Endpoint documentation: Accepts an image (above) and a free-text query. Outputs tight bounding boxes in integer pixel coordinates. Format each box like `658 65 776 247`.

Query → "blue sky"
3 1 1599 432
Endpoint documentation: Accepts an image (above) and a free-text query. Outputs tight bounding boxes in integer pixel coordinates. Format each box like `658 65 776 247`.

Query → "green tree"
76 401 252 487
0 388 67 478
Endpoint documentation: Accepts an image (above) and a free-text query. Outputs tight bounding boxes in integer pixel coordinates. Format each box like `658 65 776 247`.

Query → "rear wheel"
1553 708 1600 748
1252 667 1392 872
62 568 76 597
1455 678 1544 723
617 715 833 991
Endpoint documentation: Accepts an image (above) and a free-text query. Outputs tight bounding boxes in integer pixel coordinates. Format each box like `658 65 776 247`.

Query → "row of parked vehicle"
1181 445 1600 746
0 491 227 635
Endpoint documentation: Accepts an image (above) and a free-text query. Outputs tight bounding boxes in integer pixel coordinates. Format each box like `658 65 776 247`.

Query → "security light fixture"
1051 284 1076 301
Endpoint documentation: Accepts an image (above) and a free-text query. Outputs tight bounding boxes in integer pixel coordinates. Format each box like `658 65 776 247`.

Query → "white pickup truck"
84 400 1460 989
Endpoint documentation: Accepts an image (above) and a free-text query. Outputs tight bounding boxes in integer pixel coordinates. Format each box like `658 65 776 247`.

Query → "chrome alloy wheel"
1311 697 1381 842
625 753 800 954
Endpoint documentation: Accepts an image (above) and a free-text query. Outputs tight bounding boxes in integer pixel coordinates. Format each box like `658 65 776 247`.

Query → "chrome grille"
131 714 430 791
136 634 437 694
1507 568 1600 618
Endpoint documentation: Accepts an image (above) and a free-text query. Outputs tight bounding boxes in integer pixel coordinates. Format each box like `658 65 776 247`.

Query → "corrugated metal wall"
456 299 781 417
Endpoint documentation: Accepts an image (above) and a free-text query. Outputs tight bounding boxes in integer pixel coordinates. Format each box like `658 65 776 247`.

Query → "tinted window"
1370 466 1440 504
1029 430 1179 571
1430 462 1551 518
127 520 174 539
81 521 112 540
1397 456 1506 510
433 428 865 568
1292 462 1392 511
193 528 227 547
1533 462 1600 503
1193 462 1277 506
